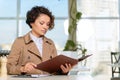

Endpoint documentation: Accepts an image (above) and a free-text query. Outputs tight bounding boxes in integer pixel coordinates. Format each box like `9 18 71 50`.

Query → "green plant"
77 44 87 56
63 0 84 52
63 40 76 51
63 12 82 51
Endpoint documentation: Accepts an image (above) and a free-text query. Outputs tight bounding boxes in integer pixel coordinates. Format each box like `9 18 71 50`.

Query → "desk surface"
0 75 93 80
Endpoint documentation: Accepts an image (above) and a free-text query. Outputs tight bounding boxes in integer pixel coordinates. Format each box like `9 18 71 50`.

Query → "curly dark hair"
26 6 55 30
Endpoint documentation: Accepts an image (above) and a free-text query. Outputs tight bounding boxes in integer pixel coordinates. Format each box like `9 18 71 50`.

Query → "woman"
7 6 72 75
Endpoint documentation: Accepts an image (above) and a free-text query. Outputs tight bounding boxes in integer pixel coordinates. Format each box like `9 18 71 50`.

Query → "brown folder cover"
35 54 92 73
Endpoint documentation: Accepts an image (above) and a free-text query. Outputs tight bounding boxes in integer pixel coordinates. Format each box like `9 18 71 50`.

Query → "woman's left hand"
60 63 72 74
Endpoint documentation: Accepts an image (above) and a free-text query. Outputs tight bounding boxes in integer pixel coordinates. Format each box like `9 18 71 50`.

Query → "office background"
0 0 120 79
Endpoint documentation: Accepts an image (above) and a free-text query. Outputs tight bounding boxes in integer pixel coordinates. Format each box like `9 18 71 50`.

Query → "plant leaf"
76 12 82 20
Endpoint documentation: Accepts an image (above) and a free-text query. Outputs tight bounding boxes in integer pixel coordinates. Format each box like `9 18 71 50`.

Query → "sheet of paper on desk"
13 74 51 78
31 74 52 78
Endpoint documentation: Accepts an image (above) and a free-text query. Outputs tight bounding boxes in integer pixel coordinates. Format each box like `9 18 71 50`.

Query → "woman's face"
30 14 50 37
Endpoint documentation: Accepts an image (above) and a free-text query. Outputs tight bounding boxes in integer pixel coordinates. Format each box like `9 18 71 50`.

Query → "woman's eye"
40 22 44 25
47 23 50 26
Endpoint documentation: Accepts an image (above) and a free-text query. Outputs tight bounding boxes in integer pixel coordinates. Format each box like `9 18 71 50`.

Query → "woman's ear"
30 23 34 28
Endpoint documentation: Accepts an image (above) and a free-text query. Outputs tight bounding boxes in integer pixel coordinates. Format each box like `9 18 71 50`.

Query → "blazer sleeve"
7 38 24 75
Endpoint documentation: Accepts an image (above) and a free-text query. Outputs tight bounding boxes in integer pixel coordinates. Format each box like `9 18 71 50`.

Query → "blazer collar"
23 32 52 58
24 32 33 44
23 32 52 45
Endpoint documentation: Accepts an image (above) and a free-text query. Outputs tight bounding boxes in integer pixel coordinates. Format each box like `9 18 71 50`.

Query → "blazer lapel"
27 42 41 58
42 38 52 61
23 32 42 58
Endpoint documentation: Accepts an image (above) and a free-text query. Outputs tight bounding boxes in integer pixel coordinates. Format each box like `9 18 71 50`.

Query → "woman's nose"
43 25 49 29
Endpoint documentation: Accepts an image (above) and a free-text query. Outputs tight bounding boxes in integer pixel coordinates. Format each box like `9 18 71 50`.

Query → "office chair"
111 52 120 80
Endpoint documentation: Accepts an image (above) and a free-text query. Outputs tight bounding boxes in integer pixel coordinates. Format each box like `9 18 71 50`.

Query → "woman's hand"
60 63 72 74
20 62 37 73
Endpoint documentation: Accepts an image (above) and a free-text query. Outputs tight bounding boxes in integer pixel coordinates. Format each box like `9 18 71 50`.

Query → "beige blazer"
7 32 57 75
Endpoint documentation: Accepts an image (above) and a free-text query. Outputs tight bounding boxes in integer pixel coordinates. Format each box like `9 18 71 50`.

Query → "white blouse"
30 32 43 56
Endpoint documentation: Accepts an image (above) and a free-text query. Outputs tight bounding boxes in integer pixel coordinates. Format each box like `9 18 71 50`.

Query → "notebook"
35 54 92 73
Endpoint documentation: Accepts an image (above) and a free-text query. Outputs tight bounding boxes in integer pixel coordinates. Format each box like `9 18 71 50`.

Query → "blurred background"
0 0 119 80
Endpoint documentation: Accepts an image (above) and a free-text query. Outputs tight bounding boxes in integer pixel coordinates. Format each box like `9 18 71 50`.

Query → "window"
76 0 120 78
77 0 119 53
0 0 68 50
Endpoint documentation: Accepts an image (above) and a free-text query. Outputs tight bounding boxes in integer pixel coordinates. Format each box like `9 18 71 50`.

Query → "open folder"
35 54 92 73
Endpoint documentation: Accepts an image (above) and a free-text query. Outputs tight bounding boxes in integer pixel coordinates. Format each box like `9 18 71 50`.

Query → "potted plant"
77 44 87 66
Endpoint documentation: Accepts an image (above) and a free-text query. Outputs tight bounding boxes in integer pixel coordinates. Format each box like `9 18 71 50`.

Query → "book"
35 54 92 73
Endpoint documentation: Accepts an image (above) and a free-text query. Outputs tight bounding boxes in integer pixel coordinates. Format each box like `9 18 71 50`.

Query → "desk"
0 75 93 80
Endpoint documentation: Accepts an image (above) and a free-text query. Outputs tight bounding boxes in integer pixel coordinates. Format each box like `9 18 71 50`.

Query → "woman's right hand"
20 62 37 73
